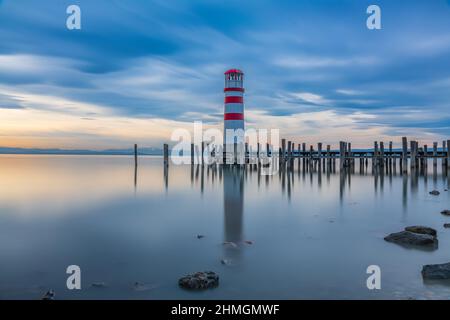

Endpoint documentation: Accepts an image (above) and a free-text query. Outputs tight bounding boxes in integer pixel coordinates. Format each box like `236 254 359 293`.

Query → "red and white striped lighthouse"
224 69 245 145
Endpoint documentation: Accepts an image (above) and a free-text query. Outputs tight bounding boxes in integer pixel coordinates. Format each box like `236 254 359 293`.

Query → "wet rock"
441 210 450 216
429 190 440 196
220 259 231 265
42 290 55 300
133 282 158 292
422 262 450 280
223 241 238 248
243 240 253 245
405 226 437 237
444 223 450 228
384 231 437 246
197 234 205 239
178 271 219 290
91 282 107 288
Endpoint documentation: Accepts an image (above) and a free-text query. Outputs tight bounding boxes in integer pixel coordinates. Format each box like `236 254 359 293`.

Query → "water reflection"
223 166 244 262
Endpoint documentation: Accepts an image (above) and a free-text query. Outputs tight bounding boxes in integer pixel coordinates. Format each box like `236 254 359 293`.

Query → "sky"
0 0 449 149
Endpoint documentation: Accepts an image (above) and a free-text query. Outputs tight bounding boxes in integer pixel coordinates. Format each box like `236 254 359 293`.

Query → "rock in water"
444 223 450 228
429 190 440 196
384 231 437 246
42 290 55 300
422 263 450 280
441 210 450 216
404 226 437 237
178 271 219 290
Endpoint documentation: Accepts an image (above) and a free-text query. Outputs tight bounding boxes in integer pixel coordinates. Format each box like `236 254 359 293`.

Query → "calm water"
0 154 450 300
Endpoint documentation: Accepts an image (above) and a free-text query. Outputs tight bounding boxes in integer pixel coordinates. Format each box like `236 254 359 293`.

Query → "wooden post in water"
443 141 447 168
374 141 379 168
318 143 322 167
302 143 306 168
410 141 416 170
257 142 260 166
339 141 344 171
163 143 169 167
281 139 286 164
402 137 408 173
380 142 385 167
191 143 195 165
201 141 205 166
424 144 428 169
433 142 438 167
447 140 450 170
287 141 292 169
389 141 393 167
134 144 138 167
327 144 331 167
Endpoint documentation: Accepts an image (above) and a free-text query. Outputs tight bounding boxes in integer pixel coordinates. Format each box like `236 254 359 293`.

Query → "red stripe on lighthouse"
224 88 244 92
225 96 243 104
224 113 244 120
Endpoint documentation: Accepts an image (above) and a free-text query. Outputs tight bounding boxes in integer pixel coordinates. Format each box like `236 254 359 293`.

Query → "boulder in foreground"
384 231 437 246
179 271 219 290
429 190 440 196
404 226 437 237
422 262 450 280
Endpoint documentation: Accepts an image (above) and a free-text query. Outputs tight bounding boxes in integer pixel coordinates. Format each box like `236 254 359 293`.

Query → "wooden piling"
191 143 194 165
402 137 408 173
163 143 169 167
447 140 450 169
134 144 138 167
433 142 438 167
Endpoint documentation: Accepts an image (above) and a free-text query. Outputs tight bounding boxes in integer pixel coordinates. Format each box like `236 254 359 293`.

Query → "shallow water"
0 154 450 300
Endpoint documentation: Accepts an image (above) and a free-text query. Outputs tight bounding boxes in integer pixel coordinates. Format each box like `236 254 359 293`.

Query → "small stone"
441 210 450 216
422 262 450 280
244 240 253 245
178 271 219 290
91 282 106 288
405 226 437 237
444 223 450 228
429 190 440 196
197 234 205 239
223 241 237 248
42 290 55 300
384 231 437 246
220 259 231 265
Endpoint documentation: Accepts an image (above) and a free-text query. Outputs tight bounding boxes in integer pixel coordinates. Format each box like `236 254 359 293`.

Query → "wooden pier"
162 137 450 172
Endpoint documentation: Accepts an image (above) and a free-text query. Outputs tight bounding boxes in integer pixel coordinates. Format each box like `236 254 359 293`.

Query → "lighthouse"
224 69 245 146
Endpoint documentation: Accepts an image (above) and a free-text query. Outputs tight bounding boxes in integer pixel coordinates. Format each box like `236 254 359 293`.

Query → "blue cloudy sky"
0 0 449 149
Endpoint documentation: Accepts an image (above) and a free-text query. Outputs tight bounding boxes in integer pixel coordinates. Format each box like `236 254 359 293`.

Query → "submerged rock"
429 190 440 196
422 262 450 280
220 259 231 265
444 223 450 228
223 241 238 248
441 210 450 216
42 290 55 300
384 231 437 246
91 282 107 288
178 271 219 290
404 226 437 237
196 234 205 239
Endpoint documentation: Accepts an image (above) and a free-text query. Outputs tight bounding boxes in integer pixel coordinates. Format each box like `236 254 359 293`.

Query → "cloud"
0 0 449 148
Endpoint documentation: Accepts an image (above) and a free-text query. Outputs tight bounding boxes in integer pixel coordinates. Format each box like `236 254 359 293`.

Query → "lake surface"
0 154 450 300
